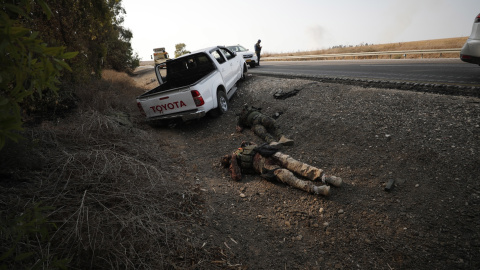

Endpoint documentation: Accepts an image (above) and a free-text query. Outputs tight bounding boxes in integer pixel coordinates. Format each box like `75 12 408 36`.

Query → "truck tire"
249 62 256 68
210 90 228 117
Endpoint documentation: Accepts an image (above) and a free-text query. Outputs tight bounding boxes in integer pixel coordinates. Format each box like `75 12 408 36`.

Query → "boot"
313 185 330 196
269 141 283 149
323 175 343 187
278 135 294 146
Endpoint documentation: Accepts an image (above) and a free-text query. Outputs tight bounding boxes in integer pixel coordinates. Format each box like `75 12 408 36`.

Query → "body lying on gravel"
221 142 342 196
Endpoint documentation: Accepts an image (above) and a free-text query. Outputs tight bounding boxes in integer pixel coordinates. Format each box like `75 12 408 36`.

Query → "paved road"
249 58 480 87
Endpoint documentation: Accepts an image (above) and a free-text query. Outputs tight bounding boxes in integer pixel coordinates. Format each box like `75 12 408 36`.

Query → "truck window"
169 59 188 73
197 54 210 65
220 48 235 60
211 50 226 64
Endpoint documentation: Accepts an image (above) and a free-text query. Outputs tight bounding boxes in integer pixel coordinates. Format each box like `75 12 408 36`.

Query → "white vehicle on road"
460 13 480 65
227 45 258 68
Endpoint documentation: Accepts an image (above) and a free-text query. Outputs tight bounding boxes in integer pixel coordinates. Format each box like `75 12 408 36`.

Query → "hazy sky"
122 0 479 60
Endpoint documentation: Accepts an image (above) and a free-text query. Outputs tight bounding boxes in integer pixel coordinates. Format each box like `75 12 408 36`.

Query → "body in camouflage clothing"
237 106 293 146
221 142 342 196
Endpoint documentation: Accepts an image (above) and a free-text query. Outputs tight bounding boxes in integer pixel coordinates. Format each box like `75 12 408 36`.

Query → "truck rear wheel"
210 90 228 117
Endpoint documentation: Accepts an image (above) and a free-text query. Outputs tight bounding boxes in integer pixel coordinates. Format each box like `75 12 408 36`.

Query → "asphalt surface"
138 58 480 97
250 58 480 87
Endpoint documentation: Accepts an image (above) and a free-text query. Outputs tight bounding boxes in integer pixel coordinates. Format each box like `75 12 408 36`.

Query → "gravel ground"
136 70 480 269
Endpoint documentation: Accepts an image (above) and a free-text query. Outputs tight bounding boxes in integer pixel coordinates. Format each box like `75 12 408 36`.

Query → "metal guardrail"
262 48 462 60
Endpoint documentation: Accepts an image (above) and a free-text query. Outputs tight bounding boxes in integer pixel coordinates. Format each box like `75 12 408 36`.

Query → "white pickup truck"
137 46 247 122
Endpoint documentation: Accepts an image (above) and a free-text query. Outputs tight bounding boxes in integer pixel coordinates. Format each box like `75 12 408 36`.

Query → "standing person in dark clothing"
236 105 293 146
254 39 262 66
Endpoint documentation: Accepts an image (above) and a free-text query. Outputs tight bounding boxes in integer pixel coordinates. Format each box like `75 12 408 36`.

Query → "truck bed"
139 53 216 97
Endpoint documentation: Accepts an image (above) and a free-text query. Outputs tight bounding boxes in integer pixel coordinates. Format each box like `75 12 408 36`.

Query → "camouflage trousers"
252 152 330 196
251 114 283 143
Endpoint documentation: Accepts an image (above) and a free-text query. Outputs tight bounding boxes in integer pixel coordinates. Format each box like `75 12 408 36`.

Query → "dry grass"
74 69 143 114
262 37 468 59
0 70 222 269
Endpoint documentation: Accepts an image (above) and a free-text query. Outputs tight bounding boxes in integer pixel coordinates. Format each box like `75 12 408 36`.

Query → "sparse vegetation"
262 37 468 60
174 43 191 58
0 0 140 151
0 2 210 267
0 71 221 269
0 0 77 150
27 0 140 78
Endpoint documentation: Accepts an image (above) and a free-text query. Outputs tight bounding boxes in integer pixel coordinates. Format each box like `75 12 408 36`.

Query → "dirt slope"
134 70 480 269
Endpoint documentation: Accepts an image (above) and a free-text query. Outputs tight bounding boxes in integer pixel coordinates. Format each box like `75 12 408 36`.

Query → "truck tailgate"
138 90 197 118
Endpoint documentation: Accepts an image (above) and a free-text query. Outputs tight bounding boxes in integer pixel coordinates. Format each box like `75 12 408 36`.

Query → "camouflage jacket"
233 145 257 174
237 106 261 127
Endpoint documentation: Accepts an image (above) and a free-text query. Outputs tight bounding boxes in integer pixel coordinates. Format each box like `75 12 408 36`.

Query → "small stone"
239 193 246 198
323 222 329 227
385 179 395 191
415 184 419 188
285 221 291 227
338 209 344 214
319 208 324 213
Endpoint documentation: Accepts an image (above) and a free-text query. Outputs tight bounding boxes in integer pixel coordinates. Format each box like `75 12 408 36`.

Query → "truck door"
211 49 235 92
219 48 239 91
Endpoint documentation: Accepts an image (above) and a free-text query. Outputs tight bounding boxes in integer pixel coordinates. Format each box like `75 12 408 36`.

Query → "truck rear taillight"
137 102 146 116
191 90 205 106
475 14 480 23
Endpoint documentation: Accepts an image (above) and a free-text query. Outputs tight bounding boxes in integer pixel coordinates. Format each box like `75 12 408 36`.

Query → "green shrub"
0 203 70 269
0 1 77 150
